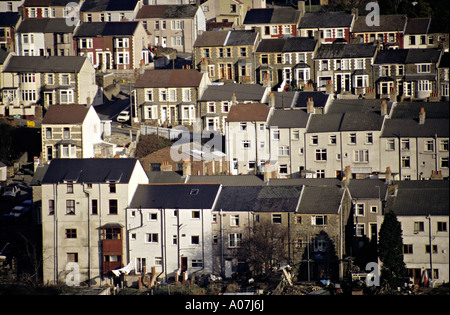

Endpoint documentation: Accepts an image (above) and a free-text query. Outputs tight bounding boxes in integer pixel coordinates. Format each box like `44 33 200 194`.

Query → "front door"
181 257 188 273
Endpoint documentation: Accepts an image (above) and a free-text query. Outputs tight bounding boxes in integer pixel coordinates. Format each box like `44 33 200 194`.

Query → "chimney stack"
262 73 271 87
231 93 237 105
182 160 191 176
344 165 352 179
268 92 275 108
307 97 314 113
381 99 388 116
419 107 426 124
161 161 173 172
385 166 392 184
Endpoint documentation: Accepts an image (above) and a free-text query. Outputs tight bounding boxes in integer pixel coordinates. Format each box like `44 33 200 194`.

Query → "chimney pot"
419 107 426 124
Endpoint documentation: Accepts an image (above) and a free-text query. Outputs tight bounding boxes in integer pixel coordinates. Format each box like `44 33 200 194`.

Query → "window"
312 215 327 226
439 140 449 151
418 80 431 91
208 102 215 113
310 135 318 145
92 199 98 215
160 90 167 101
109 182 116 193
349 133 357 144
223 102 230 113
272 214 282 224
261 54 268 64
400 156 411 168
329 135 336 145
109 199 118 215
116 52 129 65
192 259 203 268
355 224 365 237
315 149 327 161
279 146 290 156
295 215 302 224
355 204 364 216
417 64 430 73
365 133 373 144
242 140 251 149
316 169 325 178
354 150 369 163
271 26 278 35
168 89 176 102
240 47 247 57
229 214 240 227
414 221 424 233
403 244 413 254
21 73 35 83
61 74 70 85
283 25 291 35
279 164 288 174
192 210 200 219
60 90 73 104
46 128 52 139
191 235 200 245
441 157 449 168
229 233 241 248
115 38 129 48
66 229 77 239
48 199 55 215
67 182 73 193
401 139 410 151
273 130 280 141
355 59 364 70
171 36 183 46
155 257 162 265
79 38 92 49
66 200 75 215
182 89 191 102
202 48 210 58
240 122 247 131
424 140 434 152
437 222 447 232
292 130 299 140
146 233 158 243
171 20 184 30
172 235 177 245
425 244 438 254
386 139 395 151
62 127 70 139
148 213 157 221
67 253 78 263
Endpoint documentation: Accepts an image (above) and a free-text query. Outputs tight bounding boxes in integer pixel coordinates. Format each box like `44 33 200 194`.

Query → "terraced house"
1 55 100 107
134 68 210 127
73 21 151 70
254 36 318 90
193 30 260 84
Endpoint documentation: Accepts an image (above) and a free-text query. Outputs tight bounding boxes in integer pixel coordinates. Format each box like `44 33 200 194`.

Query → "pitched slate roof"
187 175 264 186
130 184 221 209
17 18 75 33
134 69 204 88
136 4 198 19
254 186 302 212
347 179 388 199
326 99 394 115
299 11 354 28
306 113 343 133
404 48 441 64
294 91 330 109
214 186 262 212
226 103 270 122
256 37 317 53
374 49 409 64
390 102 449 119
405 17 431 35
193 30 258 47
315 42 377 59
3 56 87 73
80 0 139 12
42 158 140 184
243 7 300 25
352 14 407 33
268 108 309 128
42 105 91 124
297 186 345 214
74 21 139 37
306 111 384 133
0 12 20 27
199 84 267 102
385 181 449 216
23 0 80 6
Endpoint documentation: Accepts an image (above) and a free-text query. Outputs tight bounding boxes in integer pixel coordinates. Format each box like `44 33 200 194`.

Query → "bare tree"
237 218 290 276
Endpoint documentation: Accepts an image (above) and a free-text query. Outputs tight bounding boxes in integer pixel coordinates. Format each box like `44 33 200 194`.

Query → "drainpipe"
82 183 91 286
220 208 224 277
53 183 58 284
161 207 167 282
427 214 433 281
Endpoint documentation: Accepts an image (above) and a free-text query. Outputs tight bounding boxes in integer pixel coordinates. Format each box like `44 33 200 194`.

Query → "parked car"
117 110 130 122
2 184 20 199
3 205 30 219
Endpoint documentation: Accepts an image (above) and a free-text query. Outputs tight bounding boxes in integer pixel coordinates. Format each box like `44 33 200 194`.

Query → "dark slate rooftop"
136 4 198 19
17 18 75 33
326 99 394 115
256 37 317 53
80 0 139 12
214 186 262 212
199 84 267 102
299 11 354 28
243 8 273 24
187 175 264 186
315 42 377 59
297 186 345 214
243 7 300 25
404 17 431 35
306 113 343 133
41 158 140 184
254 186 302 212
374 49 409 65
307 111 384 133
0 12 20 27
268 108 309 128
347 179 388 200
390 102 449 120
4 56 87 73
381 118 449 138
405 48 441 64
74 21 139 37
352 14 407 33
294 91 330 109
130 184 221 209
386 180 449 216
